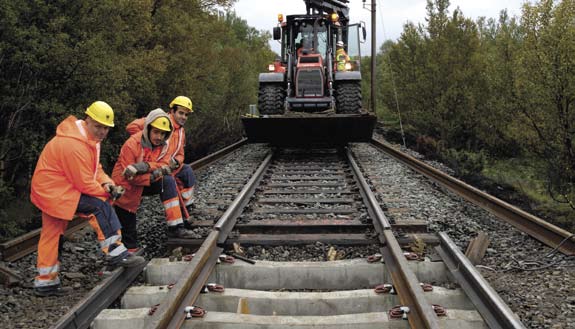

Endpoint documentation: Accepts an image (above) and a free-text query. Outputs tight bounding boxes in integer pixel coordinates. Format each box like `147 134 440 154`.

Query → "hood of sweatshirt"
142 108 173 149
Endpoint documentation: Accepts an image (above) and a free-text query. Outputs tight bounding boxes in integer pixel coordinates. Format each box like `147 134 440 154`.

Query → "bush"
439 147 486 180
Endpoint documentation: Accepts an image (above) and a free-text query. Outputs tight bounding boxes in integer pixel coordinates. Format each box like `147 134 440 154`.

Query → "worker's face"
149 127 169 146
172 107 190 126
85 117 110 142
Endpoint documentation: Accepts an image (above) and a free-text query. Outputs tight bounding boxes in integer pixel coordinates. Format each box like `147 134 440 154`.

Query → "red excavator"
241 0 376 146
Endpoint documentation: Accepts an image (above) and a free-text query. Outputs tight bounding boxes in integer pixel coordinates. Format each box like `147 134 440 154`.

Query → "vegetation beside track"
366 0 574 232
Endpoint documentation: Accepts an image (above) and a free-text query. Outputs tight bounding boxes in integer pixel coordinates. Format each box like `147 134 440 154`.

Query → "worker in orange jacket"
112 108 196 250
125 96 196 216
30 101 145 297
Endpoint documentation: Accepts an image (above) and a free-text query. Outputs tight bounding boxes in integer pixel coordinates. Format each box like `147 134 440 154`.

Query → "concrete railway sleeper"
87 147 524 329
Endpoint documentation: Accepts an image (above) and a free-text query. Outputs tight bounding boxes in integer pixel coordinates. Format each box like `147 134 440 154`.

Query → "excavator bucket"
241 113 376 146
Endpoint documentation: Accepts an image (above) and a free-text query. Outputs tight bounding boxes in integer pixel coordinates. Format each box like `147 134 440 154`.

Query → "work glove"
109 185 125 201
123 162 150 180
103 184 126 201
150 165 172 183
169 157 180 170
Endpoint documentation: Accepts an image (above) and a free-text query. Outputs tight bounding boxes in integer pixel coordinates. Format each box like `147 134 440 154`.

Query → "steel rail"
189 138 247 171
145 231 220 329
214 152 274 241
346 148 440 329
436 232 527 329
370 138 575 256
0 139 247 262
147 151 273 329
0 217 88 262
51 253 147 329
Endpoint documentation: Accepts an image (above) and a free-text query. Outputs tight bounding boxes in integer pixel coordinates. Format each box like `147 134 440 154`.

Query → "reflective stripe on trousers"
35 195 127 288
144 175 184 226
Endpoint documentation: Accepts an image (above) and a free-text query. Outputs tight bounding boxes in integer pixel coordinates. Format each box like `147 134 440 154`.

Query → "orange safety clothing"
35 211 124 287
31 116 112 219
112 131 168 212
126 112 186 175
112 109 174 213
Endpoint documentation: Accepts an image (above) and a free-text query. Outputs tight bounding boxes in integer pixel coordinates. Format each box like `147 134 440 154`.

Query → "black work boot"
108 251 146 268
167 224 197 238
34 284 73 297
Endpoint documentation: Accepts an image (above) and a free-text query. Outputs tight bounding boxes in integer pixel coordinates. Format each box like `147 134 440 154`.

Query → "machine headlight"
345 62 353 71
268 64 275 71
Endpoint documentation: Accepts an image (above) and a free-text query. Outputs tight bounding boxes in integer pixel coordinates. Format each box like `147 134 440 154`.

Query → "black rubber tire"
335 81 362 114
258 84 285 115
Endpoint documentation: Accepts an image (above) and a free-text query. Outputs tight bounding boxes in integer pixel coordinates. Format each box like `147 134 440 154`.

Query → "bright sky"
232 0 527 54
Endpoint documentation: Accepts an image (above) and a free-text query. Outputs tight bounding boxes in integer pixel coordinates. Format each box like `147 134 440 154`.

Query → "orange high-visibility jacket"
31 116 112 220
111 132 164 212
126 113 186 174
112 109 173 213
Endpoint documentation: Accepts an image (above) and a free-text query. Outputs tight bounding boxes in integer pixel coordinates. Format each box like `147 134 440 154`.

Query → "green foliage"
0 0 274 236
439 147 486 180
370 0 575 215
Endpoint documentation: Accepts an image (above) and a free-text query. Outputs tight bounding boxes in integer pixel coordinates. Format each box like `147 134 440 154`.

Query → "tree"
514 0 575 208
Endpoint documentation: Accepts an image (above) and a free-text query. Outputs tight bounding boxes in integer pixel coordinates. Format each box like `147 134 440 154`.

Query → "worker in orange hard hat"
31 101 145 297
113 108 197 251
125 96 197 217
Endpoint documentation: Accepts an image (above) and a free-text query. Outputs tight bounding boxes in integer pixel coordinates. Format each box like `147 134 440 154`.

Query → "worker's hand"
123 162 150 180
169 157 180 170
150 165 172 183
160 165 172 175
102 182 114 194
103 183 125 201
150 168 163 183
109 185 125 201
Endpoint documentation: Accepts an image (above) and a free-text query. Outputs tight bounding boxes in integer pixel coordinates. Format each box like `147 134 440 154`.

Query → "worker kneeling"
112 108 196 251
31 101 145 297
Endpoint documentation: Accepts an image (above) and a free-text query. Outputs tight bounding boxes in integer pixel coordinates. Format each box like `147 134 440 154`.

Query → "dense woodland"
0 0 274 236
364 0 574 228
0 0 573 237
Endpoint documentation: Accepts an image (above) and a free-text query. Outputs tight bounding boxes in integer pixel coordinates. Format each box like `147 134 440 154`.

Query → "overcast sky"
232 0 527 54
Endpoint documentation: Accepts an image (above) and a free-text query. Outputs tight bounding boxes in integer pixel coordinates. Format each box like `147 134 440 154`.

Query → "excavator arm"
304 0 350 22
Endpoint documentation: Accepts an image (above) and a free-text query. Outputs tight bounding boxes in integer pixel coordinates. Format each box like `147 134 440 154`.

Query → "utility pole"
370 0 376 114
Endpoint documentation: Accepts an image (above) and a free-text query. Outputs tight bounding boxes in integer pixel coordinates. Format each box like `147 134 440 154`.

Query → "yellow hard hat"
169 96 193 112
85 101 114 127
150 116 172 132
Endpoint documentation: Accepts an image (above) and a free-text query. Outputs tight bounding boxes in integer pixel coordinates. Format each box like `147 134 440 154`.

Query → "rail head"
436 232 527 329
346 147 441 329
370 138 575 256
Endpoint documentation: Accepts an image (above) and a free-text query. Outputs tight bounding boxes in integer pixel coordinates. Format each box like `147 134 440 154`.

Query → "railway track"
89 147 526 329
3 138 572 328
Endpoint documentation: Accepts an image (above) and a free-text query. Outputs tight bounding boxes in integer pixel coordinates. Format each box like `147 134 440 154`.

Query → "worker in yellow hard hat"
31 101 145 297
112 108 197 250
164 96 196 216
125 96 197 221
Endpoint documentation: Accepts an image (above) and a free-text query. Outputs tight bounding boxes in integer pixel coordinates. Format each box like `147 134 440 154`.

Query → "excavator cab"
242 0 376 146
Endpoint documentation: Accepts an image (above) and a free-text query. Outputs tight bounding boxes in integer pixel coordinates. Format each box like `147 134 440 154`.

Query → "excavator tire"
335 81 362 114
258 84 285 115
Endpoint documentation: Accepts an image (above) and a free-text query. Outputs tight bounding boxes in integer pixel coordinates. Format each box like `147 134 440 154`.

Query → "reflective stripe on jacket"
336 48 350 71
126 113 186 174
112 131 166 213
31 116 111 219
